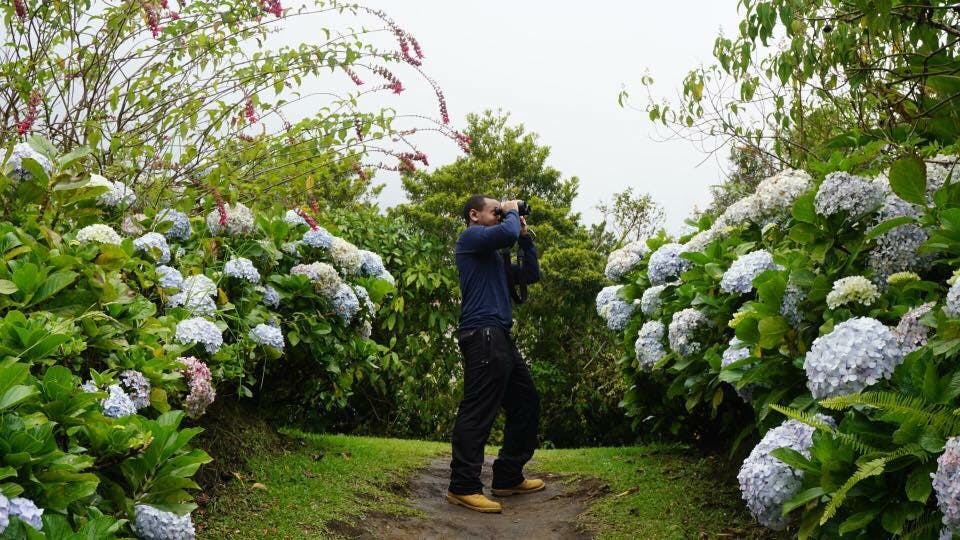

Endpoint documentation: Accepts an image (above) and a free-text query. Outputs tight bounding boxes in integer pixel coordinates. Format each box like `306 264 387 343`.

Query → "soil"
344 456 606 540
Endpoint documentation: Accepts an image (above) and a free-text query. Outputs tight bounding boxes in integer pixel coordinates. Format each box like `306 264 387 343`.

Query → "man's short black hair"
462 194 495 224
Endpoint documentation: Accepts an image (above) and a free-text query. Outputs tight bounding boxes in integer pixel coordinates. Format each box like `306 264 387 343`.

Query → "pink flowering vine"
343 66 364 86
12 0 25 20
260 0 282 18
212 189 228 226
296 207 320 231
454 131 472 154
244 97 257 124
354 117 364 141
143 2 162 38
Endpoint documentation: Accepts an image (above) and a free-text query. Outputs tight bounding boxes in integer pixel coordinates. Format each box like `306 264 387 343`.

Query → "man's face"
471 198 501 226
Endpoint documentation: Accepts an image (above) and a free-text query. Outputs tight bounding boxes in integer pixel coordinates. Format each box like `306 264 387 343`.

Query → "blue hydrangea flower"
302 227 334 249
738 419 825 530
814 172 885 219
779 284 805 326
668 308 709 357
102 384 137 418
720 250 779 295
174 318 224 354
947 278 960 318
249 323 284 349
8 497 43 530
95 176 137 207
120 370 151 410
223 257 260 283
803 317 904 399
595 285 623 317
331 282 360 321
0 494 8 532
156 265 183 289
133 505 196 540
640 285 668 316
157 209 192 241
134 232 171 264
635 321 666 370
647 243 691 285
605 241 648 281
354 285 377 318
359 250 386 276
6 142 53 181
934 436 960 533
257 285 280 308
595 285 635 331
722 337 754 401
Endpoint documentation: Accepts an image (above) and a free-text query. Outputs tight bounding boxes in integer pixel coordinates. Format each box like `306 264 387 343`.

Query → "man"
446 195 543 514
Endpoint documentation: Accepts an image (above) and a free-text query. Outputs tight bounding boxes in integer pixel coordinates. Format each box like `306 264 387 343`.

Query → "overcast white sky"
287 1 746 232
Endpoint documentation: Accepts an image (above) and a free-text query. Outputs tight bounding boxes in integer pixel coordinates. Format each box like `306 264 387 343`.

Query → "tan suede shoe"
491 478 546 497
446 491 503 513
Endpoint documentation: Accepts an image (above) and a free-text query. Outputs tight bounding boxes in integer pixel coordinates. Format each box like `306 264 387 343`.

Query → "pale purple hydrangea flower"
8 497 42 530
302 227 334 249
668 308 709 357
257 285 280 308
814 172 885 219
722 337 754 401
720 250 779 295
156 265 183 289
0 494 8 532
738 419 826 530
780 284 805 326
647 243 691 285
179 357 215 418
803 317 904 399
174 318 223 354
640 284 668 316
223 257 260 283
947 278 960 317
934 437 960 533
134 504 196 540
895 303 935 354
635 320 666 370
95 176 137 207
249 324 284 349
331 282 360 321
120 370 151 410
134 232 171 264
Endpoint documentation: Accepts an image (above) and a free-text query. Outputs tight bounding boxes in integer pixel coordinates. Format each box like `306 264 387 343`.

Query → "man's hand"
519 216 529 236
501 200 520 213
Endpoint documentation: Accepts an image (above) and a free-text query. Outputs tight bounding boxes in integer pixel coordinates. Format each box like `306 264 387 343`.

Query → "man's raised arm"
458 210 521 253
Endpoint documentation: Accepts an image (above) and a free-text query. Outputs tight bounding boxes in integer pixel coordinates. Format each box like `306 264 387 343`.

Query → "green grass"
197 432 776 539
530 444 779 539
195 431 447 539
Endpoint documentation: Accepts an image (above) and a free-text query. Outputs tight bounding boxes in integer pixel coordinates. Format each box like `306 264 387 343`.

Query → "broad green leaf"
889 155 927 204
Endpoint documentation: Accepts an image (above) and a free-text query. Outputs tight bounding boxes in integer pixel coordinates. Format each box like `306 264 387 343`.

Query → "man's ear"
469 209 478 223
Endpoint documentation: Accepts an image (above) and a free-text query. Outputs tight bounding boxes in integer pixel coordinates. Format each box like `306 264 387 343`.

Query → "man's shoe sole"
445 493 502 513
491 484 546 497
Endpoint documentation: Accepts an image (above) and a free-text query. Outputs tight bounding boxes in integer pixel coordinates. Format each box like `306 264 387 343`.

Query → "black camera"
494 200 531 220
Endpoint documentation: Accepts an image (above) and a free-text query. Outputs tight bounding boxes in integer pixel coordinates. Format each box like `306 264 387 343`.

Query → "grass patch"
195 431 447 539
530 444 782 540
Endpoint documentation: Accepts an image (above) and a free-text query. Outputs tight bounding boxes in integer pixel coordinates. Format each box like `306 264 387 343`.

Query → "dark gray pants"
448 326 540 495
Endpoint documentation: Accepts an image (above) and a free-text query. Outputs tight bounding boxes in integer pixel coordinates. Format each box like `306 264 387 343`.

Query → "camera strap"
502 246 528 304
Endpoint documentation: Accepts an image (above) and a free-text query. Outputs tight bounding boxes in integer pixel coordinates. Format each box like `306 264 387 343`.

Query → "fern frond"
820 391 960 435
899 510 944 539
819 457 887 525
768 404 836 432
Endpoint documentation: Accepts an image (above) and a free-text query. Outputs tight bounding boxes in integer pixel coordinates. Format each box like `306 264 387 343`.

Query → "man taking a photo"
446 195 543 514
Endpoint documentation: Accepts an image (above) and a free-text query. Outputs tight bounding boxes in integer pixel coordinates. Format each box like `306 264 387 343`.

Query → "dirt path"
347 456 608 539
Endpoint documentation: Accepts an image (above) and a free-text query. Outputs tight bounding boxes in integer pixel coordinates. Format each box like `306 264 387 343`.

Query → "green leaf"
771 447 820 475
0 280 16 295
905 466 932 503
758 316 789 349
792 193 817 224
0 385 37 411
782 486 826 514
838 509 880 535
866 216 916 240
889 155 927 204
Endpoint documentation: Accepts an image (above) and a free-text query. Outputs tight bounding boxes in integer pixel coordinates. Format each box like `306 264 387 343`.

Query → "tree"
597 187 664 244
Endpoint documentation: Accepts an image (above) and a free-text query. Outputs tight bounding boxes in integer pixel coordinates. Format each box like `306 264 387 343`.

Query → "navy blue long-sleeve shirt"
455 209 541 331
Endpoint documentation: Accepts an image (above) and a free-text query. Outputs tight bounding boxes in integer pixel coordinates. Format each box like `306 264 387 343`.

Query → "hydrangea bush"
596 157 960 537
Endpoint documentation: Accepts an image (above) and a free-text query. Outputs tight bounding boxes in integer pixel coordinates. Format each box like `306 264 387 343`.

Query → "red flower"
16 90 40 136
244 98 257 124
170 10 180 20
390 81 404 94
398 156 416 172
409 36 424 60
159 0 168 7
260 0 282 18
213 190 229 226
296 208 319 231
143 2 162 37
13 0 25 19
454 131 472 154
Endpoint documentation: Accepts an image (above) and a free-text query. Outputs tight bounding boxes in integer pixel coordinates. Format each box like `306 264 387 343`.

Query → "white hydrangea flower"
635 320 666 370
167 274 218 315
133 505 196 540
223 257 260 283
714 195 761 229
133 232 171 264
249 323 284 349
6 142 53 181
8 497 42 530
156 265 183 289
283 209 308 226
76 224 122 245
668 308 709 357
0 494 7 532
681 227 720 254
647 243 691 285
640 284 668 316
926 155 959 196
205 202 254 236
803 317 904 399
174 318 224 354
94 176 137 207
722 337 754 401
779 283 805 326
302 227 334 249
360 320 373 338
157 209 192 241
720 250 779 295
826 276 880 309
329 237 362 275
179 275 217 298
121 213 147 236
281 241 302 258
354 285 377 318
752 169 813 218
604 241 648 281
894 302 935 354
101 384 137 418
738 419 823 530
291 261 341 295
814 172 885 219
